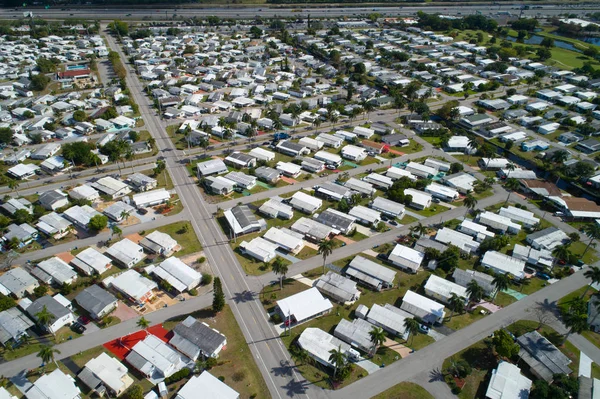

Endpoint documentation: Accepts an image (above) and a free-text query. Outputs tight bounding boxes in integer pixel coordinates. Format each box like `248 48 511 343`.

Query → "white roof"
424 275 468 300
499 206 539 225
73 248 111 275
176 372 239 399
370 197 405 216
240 237 278 261
406 161 438 176
481 251 525 279
447 135 470 147
486 362 532 399
314 151 342 164
404 188 432 206
290 191 322 211
389 245 424 271
435 227 480 252
401 290 445 320
154 257 201 293
0 387 17 399
84 353 129 394
248 147 275 161
348 205 380 223
386 166 417 181
364 173 393 187
104 270 157 301
341 145 366 158
37 257 77 285
26 369 80 399
345 178 375 195
276 287 333 322
69 184 99 200
478 211 522 232
367 304 412 339
298 328 350 368
127 334 182 377
106 238 144 266
133 189 170 207
263 227 304 251
425 183 458 198
276 161 302 175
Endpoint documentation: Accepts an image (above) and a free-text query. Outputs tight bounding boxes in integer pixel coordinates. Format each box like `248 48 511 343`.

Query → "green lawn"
421 136 444 147
296 246 318 260
582 330 600 350
494 292 517 308
395 142 424 155
147 221 202 257
442 341 497 399
450 155 481 169
138 168 174 190
411 205 448 218
261 278 308 314
371 382 434 399
399 214 419 225
558 286 596 314
443 307 487 331
569 240 599 265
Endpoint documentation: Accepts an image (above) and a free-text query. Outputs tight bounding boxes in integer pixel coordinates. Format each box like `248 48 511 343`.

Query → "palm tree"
466 280 485 305
463 194 478 216
552 244 571 268
35 305 55 333
505 162 516 172
467 138 481 161
271 257 288 290
111 225 122 239
447 293 466 321
318 239 334 275
519 277 531 293
588 293 600 326
583 223 600 258
120 210 130 221
409 222 429 238
312 117 322 133
492 274 511 303
404 318 420 346
126 150 135 173
562 307 588 345
328 345 347 379
137 316 150 335
582 266 600 298
37 345 61 367
503 178 520 204
7 180 19 196
361 100 374 121
368 326 386 357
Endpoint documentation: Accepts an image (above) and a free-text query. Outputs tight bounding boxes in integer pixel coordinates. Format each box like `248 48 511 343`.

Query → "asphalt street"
2 4 599 20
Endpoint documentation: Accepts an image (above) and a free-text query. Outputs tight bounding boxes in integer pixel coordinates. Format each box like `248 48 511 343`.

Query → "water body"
506 35 582 52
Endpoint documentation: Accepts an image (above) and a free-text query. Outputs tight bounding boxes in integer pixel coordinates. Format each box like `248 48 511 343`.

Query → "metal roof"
314 272 359 303
517 331 572 381
27 295 71 324
347 256 395 287
74 285 117 318
171 316 226 359
0 307 34 344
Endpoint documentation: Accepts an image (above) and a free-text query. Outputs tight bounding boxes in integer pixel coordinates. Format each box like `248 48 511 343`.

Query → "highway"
2 4 600 20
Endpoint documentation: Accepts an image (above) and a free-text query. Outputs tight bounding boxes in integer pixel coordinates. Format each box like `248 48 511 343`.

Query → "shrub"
202 273 213 286
271 313 282 323
188 288 198 296
218 376 225 382
164 368 190 384
197 257 206 264
232 370 246 382
451 386 462 394
205 357 217 369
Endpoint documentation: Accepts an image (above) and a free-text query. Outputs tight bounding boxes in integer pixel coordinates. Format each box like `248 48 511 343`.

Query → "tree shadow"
272 359 294 378
232 290 256 303
429 367 445 383
535 298 561 319
282 377 309 397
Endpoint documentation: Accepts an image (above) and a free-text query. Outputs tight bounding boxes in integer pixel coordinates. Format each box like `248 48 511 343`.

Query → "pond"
506 35 582 53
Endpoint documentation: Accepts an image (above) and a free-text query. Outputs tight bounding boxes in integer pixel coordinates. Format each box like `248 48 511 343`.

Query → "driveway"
112 301 139 322
428 328 447 342
382 338 412 358
83 322 101 336
354 358 380 374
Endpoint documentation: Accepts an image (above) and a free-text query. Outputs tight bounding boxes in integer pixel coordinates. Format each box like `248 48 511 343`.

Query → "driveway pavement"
354 359 380 375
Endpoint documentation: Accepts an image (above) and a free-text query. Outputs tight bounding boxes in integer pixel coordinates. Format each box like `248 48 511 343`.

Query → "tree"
492 329 519 359
562 302 589 344
0 294 16 312
318 239 334 275
463 194 478 215
35 305 55 332
492 274 510 303
111 225 122 239
37 345 60 366
582 223 600 257
30 74 51 91
404 318 420 345
537 47 552 61
504 178 520 204
552 244 571 266
33 285 48 298
541 37 554 48
7 180 20 196
136 316 150 334
582 266 600 298
466 280 485 305
409 222 429 238
212 277 225 313
73 110 86 122
368 326 386 357
13 209 32 224
447 293 465 321
125 385 144 399
249 26 263 38
108 20 129 36
120 210 130 222
0 128 13 145
271 257 288 290
88 214 108 232
328 345 347 378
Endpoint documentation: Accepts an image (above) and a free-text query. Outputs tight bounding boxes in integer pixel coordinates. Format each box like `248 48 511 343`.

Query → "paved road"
102 31 313 399
0 293 212 377
15 213 187 264
2 4 599 20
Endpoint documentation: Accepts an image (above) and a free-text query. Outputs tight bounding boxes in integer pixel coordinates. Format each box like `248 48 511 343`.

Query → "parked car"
376 253 388 261
325 164 336 170
418 324 430 333
537 271 551 280
389 220 398 226
71 322 86 334
432 198 441 203
78 315 90 325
